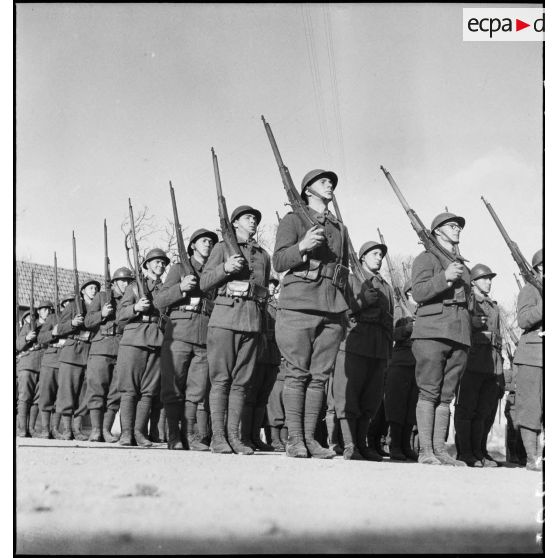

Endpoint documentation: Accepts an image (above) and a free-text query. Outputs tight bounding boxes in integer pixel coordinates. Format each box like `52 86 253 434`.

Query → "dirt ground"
16 435 543 555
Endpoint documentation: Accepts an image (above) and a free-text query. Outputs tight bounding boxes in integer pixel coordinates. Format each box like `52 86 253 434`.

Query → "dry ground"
16 434 543 555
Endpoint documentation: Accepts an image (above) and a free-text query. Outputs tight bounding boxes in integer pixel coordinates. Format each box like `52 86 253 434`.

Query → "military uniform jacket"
117 278 165 349
272 208 349 314
341 270 394 360
466 292 503 375
411 250 472 347
84 290 126 357
513 283 543 367
57 299 94 366
153 257 214 346
37 313 64 368
258 298 282 365
16 321 45 372
200 239 270 333
389 302 417 367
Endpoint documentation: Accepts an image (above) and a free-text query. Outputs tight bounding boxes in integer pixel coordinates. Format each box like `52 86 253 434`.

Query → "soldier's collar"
308 206 338 225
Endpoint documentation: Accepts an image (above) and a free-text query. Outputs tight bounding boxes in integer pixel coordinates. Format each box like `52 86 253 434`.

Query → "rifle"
169 181 195 276
53 252 60 321
211 148 242 258
380 166 463 266
276 211 282 224
514 273 523 291
261 115 319 228
377 228 413 317
103 219 112 305
331 194 366 284
481 196 542 295
29 269 36 330
402 262 410 283
128 199 146 298
72 231 84 315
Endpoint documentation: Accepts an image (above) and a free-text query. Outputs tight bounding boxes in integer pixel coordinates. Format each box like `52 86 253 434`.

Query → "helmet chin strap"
306 185 330 204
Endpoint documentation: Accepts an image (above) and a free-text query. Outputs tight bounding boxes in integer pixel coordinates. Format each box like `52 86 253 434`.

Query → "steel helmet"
37 300 54 310
230 206 262 226
532 249 543 268
430 212 466 233
80 278 101 292
300 169 338 202
60 293 74 304
111 267 135 282
470 263 496 281
142 248 170 269
358 240 387 261
188 228 219 255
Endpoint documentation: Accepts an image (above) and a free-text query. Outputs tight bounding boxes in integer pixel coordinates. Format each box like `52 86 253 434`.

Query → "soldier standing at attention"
116 249 169 447
84 267 134 442
272 170 349 459
201 206 270 455
154 228 218 451
333 241 394 460
36 294 74 439
454 264 505 467
514 249 543 471
411 212 471 466
56 279 100 440
384 281 419 461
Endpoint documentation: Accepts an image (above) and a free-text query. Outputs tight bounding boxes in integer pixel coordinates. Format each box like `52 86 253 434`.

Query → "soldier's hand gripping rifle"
54 252 60 322
103 219 112 305
128 199 146 299
211 148 243 259
331 194 366 284
380 166 463 266
377 228 413 318
29 269 36 331
481 196 542 295
170 181 196 276
72 231 85 315
261 115 319 228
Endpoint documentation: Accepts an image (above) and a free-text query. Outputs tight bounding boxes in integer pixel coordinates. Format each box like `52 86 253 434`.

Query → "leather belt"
141 315 159 323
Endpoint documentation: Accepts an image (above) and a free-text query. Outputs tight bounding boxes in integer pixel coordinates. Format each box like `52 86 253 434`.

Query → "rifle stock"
128 199 146 298
481 196 542 295
72 231 84 315
104 219 112 304
169 181 195 275
54 252 60 321
211 148 242 258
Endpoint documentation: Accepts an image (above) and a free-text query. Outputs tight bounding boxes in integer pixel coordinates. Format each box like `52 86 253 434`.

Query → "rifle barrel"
128 199 145 298
54 252 60 320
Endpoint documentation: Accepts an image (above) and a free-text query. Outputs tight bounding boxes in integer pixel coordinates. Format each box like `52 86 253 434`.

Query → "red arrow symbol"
516 19 530 31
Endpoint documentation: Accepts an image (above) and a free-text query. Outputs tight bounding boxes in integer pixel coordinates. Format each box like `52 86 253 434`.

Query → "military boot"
433 404 466 467
470 418 495 467
118 395 136 446
148 400 163 443
339 418 363 460
388 422 407 461
356 417 383 461
209 390 233 454
480 419 500 467
270 426 285 452
304 387 335 459
415 400 441 465
280 426 288 446
184 401 209 451
368 411 389 457
251 406 275 451
134 397 154 447
89 409 103 442
227 393 254 455
402 424 418 461
240 405 257 451
283 384 308 458
36 411 52 439
72 415 88 441
51 412 63 440
521 427 542 472
165 404 184 450
454 417 483 467
102 409 119 443
16 402 30 437
196 406 210 446
29 404 39 436
325 411 343 455
59 415 73 440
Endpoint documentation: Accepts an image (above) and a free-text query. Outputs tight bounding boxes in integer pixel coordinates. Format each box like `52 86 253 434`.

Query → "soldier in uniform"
272 170 349 459
240 277 281 452
36 294 74 439
200 206 270 455
55 279 100 440
454 264 505 467
84 267 134 442
333 240 394 460
116 248 169 447
514 249 543 471
385 281 419 461
154 228 218 451
411 212 471 466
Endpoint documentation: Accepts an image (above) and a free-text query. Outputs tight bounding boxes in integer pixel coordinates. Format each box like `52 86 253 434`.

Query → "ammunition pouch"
225 281 268 303
179 296 202 312
292 259 321 281
331 264 350 290
71 330 92 342
293 260 350 290
100 323 118 337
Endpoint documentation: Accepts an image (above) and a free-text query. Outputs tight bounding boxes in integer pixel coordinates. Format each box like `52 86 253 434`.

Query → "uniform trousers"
86 354 120 412
17 370 39 405
56 362 86 415
246 362 279 408
384 364 418 426
266 362 286 427
160 339 209 405
412 339 468 404
515 364 543 430
333 350 386 420
117 345 161 397
275 309 345 391
455 372 500 421
38 365 59 412
207 328 259 397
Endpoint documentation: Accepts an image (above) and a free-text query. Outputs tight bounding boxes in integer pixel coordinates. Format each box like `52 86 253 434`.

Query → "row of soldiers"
16 167 543 470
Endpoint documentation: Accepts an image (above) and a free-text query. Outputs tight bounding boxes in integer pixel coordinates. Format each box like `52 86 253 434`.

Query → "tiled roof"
16 260 105 308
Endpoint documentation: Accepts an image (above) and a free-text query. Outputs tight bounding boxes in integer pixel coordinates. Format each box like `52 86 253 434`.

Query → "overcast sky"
16 3 542 308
